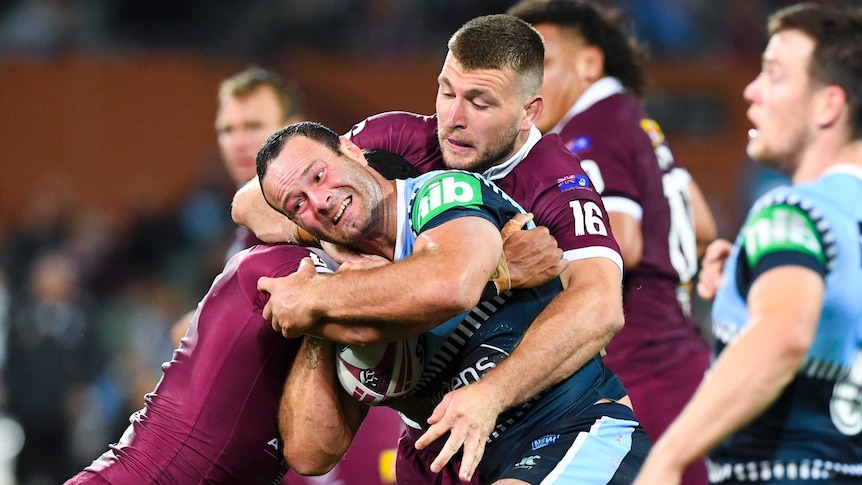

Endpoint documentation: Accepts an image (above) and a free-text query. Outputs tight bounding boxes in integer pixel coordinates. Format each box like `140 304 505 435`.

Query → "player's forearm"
307 255 489 338
475 260 624 410
649 314 809 469
689 179 717 258
231 177 300 243
280 337 365 475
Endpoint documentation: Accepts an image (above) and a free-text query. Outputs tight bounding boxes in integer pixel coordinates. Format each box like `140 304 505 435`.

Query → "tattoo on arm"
305 337 323 369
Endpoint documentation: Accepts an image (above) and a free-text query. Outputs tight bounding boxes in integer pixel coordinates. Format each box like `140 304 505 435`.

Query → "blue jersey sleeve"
408 171 525 234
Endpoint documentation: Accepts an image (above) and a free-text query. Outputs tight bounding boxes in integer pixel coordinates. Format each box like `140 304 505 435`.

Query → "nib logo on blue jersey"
557 174 590 192
413 173 483 230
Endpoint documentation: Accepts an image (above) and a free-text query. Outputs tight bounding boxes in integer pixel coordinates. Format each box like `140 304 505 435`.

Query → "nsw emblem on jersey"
557 174 590 192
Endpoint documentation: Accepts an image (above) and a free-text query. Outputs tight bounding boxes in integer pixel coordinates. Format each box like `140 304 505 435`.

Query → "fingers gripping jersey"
710 167 862 482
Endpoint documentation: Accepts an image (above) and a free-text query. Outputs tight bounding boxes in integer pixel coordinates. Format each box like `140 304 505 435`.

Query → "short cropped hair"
219 67 303 121
448 14 545 98
768 3 862 140
507 0 647 98
255 123 420 183
256 121 342 182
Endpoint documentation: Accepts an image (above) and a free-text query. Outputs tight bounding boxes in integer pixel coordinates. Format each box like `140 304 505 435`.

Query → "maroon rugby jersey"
557 90 709 383
83 245 313 483
79 245 402 484
346 111 622 267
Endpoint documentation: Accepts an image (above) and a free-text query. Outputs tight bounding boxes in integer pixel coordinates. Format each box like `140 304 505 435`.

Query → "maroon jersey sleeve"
344 111 445 173
495 135 622 271
84 244 403 484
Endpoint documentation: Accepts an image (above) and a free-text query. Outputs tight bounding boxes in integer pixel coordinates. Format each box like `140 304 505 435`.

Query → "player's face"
533 23 591 133
435 52 529 173
261 136 386 246
743 29 817 177
216 86 286 185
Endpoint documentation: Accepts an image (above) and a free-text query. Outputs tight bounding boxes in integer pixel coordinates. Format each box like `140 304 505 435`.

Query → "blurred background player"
636 3 862 484
508 2 716 484
174 67 403 485
215 67 306 260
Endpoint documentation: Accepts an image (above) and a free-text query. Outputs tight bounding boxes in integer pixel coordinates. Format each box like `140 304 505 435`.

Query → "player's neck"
793 136 862 184
352 181 399 261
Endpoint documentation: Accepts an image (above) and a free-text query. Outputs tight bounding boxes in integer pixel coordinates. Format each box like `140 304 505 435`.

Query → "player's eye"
314 169 324 183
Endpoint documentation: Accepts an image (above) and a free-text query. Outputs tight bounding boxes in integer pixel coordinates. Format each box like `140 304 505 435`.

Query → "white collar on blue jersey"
548 77 626 135
823 163 862 181
482 125 543 181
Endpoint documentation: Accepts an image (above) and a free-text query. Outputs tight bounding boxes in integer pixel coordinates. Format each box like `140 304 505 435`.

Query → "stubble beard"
439 122 521 175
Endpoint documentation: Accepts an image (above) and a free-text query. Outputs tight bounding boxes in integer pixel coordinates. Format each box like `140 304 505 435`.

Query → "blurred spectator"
0 0 75 54
6 251 103 485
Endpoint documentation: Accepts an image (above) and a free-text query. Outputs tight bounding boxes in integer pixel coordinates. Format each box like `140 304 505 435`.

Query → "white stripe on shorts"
540 416 638 485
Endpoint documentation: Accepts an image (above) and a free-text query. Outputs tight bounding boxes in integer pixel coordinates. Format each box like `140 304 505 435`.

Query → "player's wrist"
490 253 512 293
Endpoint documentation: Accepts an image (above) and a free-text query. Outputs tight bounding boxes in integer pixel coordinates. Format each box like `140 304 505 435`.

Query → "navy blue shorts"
489 402 651 484
397 402 650 484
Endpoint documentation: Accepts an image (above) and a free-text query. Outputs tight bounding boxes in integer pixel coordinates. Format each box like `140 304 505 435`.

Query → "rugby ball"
336 335 425 405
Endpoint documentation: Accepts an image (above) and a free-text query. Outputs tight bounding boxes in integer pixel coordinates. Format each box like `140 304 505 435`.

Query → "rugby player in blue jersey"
635 3 862 484
256 120 651 484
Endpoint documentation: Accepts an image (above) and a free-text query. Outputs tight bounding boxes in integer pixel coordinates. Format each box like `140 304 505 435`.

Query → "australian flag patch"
566 136 591 153
557 174 590 192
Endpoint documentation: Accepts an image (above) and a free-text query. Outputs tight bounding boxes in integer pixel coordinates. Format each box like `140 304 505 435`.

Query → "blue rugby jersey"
709 165 862 483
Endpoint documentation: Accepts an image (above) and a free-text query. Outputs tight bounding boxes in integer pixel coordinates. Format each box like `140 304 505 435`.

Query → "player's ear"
339 136 368 166
812 84 847 131
524 95 544 130
577 45 605 84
